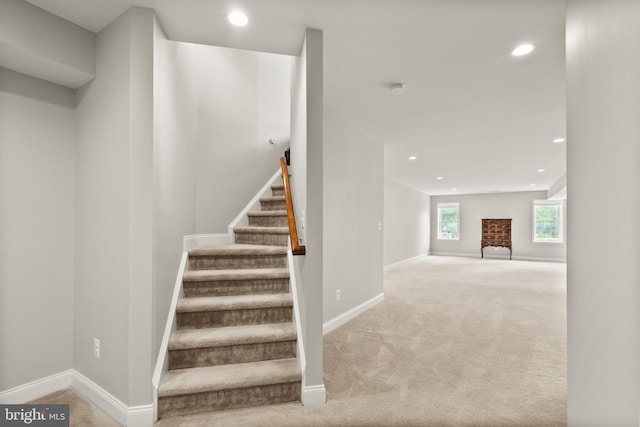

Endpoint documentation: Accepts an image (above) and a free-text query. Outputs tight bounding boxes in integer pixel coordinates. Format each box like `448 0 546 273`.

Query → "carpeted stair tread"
189 244 287 257
183 268 289 282
169 323 296 350
247 210 287 217
271 184 284 190
158 358 301 397
234 227 289 234
260 196 285 203
177 294 293 313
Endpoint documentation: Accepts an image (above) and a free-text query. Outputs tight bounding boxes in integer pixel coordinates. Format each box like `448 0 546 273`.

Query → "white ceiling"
26 0 566 196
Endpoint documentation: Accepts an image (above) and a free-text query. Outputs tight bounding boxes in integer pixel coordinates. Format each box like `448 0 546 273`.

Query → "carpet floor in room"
36 255 567 426
29 387 120 427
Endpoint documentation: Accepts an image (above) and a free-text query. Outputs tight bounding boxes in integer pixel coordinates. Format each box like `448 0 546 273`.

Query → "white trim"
183 234 232 251
183 170 281 252
532 199 564 243
227 169 282 236
429 251 478 258
0 370 153 426
384 253 428 270
301 384 326 406
0 370 72 404
183 234 199 251
152 251 188 422
512 256 566 263
430 251 566 263
72 370 153 427
287 244 306 373
323 293 385 335
437 202 460 240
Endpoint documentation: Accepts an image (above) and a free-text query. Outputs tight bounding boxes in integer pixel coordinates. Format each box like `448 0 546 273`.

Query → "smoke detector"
390 83 405 94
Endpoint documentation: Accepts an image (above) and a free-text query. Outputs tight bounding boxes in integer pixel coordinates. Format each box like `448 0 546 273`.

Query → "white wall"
324 109 384 320
195 44 292 233
384 179 430 266
0 0 95 88
151 18 197 368
290 39 307 245
567 1 640 425
289 29 325 396
0 2 293 410
430 191 566 261
74 7 154 406
74 11 130 402
0 68 75 391
290 30 308 340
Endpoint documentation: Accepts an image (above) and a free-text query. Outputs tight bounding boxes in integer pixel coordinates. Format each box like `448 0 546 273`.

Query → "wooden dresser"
481 218 512 259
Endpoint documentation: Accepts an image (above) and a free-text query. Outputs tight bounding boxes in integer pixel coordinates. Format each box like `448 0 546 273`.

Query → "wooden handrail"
280 157 306 255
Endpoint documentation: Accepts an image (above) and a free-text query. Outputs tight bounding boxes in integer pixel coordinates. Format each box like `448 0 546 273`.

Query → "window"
533 200 563 242
438 202 460 240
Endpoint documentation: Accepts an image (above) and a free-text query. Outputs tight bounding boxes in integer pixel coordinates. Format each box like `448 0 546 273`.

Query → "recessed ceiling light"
436 176 444 180
408 156 417 160
553 138 566 144
530 184 536 187
511 43 535 57
452 188 458 191
537 168 546 172
228 11 248 26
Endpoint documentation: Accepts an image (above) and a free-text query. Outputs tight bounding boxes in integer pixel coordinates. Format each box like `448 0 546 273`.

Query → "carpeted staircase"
157 181 302 420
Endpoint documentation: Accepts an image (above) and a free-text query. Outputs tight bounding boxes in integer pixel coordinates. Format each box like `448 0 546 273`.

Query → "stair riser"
169 340 296 369
189 255 287 270
271 188 284 197
158 382 300 419
260 200 286 211
183 279 289 297
235 233 288 247
248 216 288 227
177 307 293 329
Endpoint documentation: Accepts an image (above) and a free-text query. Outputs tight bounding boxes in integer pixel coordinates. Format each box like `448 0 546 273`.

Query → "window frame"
532 200 563 243
437 202 460 240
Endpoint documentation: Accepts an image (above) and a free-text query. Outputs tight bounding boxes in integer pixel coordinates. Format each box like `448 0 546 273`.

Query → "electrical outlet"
94 338 100 359
378 221 382 231
336 289 341 300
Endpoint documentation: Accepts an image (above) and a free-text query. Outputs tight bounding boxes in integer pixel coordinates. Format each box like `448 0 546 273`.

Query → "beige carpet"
157 255 566 426
33 255 567 426
29 387 120 427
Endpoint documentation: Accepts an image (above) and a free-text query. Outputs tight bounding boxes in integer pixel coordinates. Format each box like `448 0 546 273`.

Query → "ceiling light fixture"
408 156 417 160
511 43 535 57
530 184 536 187
452 188 458 191
228 11 248 26
553 138 566 144
390 83 406 94
537 168 546 172
436 176 444 180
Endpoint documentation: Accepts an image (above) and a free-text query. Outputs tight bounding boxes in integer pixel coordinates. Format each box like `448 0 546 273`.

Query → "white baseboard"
384 253 428 270
429 251 566 263
429 251 479 258
0 370 72 404
301 384 326 406
228 169 281 236
183 233 232 251
323 293 384 335
512 256 566 263
0 370 153 426
71 370 153 427
287 246 306 373
152 252 188 419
